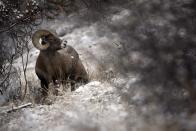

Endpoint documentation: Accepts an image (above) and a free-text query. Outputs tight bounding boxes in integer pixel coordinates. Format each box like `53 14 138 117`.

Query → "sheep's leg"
70 82 76 91
70 76 87 91
41 81 49 96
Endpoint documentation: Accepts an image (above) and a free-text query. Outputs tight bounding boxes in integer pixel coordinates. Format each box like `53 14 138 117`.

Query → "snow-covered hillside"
1 1 196 131
2 81 129 131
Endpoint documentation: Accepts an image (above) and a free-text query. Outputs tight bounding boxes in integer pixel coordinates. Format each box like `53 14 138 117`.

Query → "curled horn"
32 30 52 50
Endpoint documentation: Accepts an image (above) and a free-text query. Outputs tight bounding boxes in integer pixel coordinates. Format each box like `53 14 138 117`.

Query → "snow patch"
5 81 128 131
111 9 132 26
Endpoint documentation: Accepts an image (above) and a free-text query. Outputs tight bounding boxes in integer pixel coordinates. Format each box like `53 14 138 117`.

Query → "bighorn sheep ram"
32 29 88 95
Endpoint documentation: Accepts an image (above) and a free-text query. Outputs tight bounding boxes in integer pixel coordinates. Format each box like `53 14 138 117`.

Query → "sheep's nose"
63 40 67 46
60 40 67 48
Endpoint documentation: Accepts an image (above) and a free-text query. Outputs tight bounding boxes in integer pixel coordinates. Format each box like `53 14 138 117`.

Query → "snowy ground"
1 3 196 131
1 81 129 131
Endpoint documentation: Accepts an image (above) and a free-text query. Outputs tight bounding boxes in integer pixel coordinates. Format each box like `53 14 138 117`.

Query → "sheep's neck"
42 50 56 57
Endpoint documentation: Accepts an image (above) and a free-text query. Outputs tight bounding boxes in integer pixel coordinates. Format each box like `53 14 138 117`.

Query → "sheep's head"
32 29 67 51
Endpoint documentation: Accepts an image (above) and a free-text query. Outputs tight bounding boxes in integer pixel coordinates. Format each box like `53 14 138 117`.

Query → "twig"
6 103 32 113
22 44 30 100
0 55 14 87
0 23 18 33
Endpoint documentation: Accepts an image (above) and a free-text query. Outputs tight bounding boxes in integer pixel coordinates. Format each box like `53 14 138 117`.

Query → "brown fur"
34 32 88 95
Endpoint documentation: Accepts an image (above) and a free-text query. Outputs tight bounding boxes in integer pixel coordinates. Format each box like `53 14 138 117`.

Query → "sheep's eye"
48 37 54 41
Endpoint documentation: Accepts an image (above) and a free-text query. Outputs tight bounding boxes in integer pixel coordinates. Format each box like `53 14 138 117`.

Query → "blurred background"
1 0 196 131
